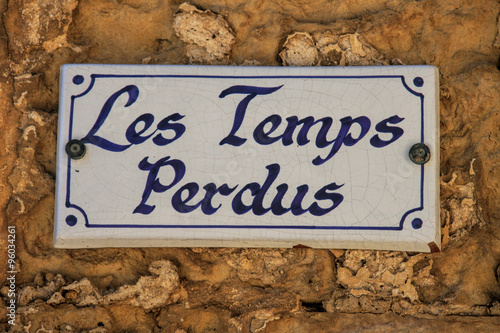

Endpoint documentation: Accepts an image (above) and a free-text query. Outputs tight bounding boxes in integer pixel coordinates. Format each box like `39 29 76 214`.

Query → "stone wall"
1 0 499 331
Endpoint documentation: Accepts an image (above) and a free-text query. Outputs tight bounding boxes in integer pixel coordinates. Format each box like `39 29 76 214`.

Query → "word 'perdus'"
80 84 405 216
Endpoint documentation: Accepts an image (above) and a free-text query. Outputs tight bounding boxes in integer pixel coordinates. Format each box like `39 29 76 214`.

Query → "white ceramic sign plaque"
54 65 439 251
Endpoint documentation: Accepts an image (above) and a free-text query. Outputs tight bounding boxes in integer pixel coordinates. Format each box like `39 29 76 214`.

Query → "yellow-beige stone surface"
0 0 499 331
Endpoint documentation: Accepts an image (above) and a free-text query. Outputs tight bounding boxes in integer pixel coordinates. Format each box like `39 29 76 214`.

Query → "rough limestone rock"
51 277 102 307
280 31 389 66
174 3 235 64
1 0 500 331
4 0 78 66
18 274 65 306
103 260 181 311
280 32 319 66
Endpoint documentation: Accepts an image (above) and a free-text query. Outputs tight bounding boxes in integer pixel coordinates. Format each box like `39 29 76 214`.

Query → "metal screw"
409 143 430 165
66 140 86 160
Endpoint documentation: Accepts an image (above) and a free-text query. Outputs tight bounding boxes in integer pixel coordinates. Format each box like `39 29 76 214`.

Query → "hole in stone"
301 301 326 312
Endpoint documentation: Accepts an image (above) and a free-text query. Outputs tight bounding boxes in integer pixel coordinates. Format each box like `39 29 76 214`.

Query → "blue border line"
65 74 425 231
65 95 89 226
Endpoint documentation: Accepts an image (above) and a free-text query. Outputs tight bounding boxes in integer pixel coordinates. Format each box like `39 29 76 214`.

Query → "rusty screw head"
409 143 430 165
66 140 86 160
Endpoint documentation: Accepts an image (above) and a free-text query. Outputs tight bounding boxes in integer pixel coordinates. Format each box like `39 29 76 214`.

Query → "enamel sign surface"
54 65 440 251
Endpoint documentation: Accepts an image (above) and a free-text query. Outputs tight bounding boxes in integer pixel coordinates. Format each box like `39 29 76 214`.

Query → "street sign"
54 65 440 251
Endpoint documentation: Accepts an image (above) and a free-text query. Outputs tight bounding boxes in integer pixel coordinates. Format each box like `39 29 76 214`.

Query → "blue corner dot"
73 75 84 85
66 215 77 226
413 77 424 87
411 218 423 229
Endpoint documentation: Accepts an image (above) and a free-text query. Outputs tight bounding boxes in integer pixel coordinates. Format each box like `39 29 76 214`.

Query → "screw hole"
66 140 86 160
